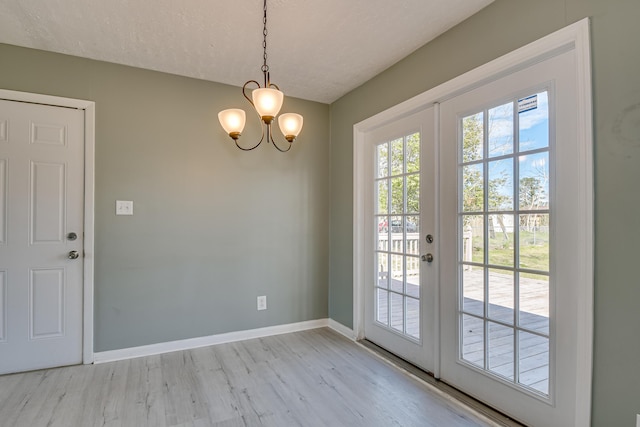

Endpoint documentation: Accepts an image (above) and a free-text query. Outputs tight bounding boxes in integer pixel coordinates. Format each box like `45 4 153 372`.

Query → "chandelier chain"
261 0 269 74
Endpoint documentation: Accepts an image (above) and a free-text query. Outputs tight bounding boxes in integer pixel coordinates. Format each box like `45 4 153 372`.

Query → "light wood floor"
0 328 504 427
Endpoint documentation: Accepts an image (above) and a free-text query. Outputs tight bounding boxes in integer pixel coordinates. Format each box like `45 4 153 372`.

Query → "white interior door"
439 49 586 426
363 107 436 372
0 99 85 374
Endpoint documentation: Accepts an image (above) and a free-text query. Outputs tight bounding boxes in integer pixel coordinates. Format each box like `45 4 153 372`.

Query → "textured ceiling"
0 0 493 104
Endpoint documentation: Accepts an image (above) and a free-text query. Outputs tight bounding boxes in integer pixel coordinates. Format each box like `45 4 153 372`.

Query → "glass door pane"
458 92 551 396
375 132 421 340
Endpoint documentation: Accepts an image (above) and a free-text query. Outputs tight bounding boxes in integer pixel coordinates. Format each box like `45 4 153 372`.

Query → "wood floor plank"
10 368 62 426
45 365 94 427
119 356 166 427
0 328 503 427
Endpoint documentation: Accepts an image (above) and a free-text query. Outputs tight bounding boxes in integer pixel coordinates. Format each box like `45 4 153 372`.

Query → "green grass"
470 231 549 274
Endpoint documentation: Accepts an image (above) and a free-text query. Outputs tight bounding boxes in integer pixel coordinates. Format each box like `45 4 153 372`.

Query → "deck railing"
377 233 420 277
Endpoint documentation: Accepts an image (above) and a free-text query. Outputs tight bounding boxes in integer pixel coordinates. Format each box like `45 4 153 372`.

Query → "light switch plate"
257 296 267 311
116 200 134 215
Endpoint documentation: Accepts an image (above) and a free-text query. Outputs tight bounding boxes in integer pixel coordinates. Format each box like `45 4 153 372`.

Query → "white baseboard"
94 318 329 364
328 319 355 340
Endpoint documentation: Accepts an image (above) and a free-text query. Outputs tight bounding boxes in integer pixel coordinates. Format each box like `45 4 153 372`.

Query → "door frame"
353 18 592 425
0 88 96 365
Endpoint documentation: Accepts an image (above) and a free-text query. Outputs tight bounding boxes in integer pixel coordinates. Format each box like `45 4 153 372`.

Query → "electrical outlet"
257 295 267 311
116 200 134 215
636 414 640 427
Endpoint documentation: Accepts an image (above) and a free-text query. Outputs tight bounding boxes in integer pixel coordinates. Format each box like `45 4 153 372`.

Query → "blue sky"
465 91 550 209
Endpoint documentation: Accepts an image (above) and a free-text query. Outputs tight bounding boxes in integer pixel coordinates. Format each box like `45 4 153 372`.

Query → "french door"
363 107 436 372
439 48 585 426
358 37 590 426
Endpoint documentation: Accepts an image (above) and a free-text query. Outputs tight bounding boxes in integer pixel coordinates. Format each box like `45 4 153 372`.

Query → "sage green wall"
329 0 640 425
0 43 330 352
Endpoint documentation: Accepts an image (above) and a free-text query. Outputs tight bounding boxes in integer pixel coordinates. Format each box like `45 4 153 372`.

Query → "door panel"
364 107 436 372
0 271 5 342
0 158 6 244
31 161 66 243
30 268 65 339
0 99 84 374
440 49 580 426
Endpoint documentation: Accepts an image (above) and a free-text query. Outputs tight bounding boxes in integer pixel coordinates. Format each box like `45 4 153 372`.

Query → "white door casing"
0 89 95 371
353 19 592 426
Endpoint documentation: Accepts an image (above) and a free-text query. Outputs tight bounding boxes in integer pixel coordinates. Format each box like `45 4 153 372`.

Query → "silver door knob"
68 250 80 259
421 253 434 263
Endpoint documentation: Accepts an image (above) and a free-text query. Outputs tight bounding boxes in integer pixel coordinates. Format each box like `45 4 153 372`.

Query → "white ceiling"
0 0 493 104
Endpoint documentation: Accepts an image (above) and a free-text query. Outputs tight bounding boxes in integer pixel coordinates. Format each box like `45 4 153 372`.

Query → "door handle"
421 253 434 263
68 250 80 260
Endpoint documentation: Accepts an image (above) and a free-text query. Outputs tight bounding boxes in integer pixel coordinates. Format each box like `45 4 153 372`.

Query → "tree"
377 134 420 221
519 176 549 232
462 114 484 213
519 177 544 210
462 113 513 241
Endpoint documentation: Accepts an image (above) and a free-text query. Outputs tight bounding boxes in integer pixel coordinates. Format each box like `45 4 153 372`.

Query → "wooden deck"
462 269 549 395
378 269 549 395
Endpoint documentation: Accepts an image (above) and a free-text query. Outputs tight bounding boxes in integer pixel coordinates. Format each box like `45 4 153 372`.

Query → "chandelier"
218 0 303 152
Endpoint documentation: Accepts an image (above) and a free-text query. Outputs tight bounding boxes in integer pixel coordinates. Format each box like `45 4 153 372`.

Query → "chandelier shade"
218 109 246 140
217 0 303 152
252 88 284 123
278 113 304 142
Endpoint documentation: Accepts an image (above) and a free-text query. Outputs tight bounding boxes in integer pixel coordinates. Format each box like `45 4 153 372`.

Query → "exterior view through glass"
375 132 421 340
459 91 551 396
